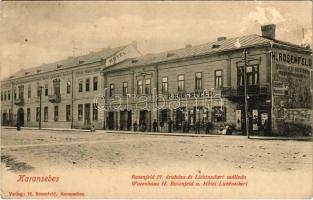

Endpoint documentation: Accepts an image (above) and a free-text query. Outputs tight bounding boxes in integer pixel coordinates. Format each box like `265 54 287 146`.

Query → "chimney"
217 37 227 41
261 24 276 40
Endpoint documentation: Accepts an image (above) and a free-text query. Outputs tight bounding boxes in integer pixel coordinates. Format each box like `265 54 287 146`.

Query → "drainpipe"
11 81 14 126
155 65 159 131
270 41 274 134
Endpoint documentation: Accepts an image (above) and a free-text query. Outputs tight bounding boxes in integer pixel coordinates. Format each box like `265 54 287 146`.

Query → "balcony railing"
14 97 24 106
221 84 270 98
48 93 61 103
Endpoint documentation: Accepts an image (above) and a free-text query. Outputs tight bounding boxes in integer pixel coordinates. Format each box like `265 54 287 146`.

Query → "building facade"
1 25 312 135
1 42 141 130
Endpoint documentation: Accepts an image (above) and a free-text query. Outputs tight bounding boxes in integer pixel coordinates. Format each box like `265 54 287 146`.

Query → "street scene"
1 1 312 199
1 128 312 198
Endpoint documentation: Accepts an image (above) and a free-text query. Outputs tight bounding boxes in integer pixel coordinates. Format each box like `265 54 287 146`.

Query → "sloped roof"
105 34 311 72
3 45 128 81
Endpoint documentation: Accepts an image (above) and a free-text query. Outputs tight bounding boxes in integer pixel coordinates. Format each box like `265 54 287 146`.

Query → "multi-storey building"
0 42 141 129
1 24 312 135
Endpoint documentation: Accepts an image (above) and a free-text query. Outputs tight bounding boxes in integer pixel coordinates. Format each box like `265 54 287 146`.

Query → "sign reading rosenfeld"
272 51 312 67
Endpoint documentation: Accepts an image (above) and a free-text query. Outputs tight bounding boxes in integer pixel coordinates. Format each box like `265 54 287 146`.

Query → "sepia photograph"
0 1 312 199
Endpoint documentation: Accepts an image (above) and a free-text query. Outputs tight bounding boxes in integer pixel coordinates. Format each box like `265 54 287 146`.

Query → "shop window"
78 79 83 92
8 91 10 100
54 106 58 122
86 78 90 92
137 80 143 95
195 72 202 90
66 105 71 122
93 77 98 91
44 106 48 122
145 79 151 94
78 104 83 121
36 107 40 122
215 70 223 88
66 81 71 94
4 91 6 101
161 77 168 93
123 82 128 96
160 109 170 122
178 75 185 91
93 103 98 121
27 108 31 122
212 106 226 122
109 84 114 97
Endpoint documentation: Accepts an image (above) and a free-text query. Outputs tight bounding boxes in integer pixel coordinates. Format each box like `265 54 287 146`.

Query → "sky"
0 1 312 79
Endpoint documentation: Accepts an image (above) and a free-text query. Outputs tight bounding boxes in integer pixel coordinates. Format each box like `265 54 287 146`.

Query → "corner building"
1 25 312 135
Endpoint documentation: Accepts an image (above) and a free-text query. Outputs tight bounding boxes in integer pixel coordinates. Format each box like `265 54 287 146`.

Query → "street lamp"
38 86 43 129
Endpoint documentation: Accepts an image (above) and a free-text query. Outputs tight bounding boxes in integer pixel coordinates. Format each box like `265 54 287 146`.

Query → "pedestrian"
153 119 157 132
206 121 212 134
90 124 96 132
168 119 173 133
195 120 200 134
16 120 21 131
133 121 138 132
142 121 147 132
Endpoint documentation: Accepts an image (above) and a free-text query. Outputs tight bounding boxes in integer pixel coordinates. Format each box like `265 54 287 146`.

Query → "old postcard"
0 1 312 199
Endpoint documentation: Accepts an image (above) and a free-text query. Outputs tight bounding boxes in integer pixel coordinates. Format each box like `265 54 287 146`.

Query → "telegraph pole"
38 86 43 129
243 50 249 139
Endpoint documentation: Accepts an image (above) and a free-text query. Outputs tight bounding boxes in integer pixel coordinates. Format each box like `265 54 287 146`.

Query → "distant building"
1 25 312 135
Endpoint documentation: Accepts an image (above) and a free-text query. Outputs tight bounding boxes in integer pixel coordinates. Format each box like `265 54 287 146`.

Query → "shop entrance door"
176 108 184 130
139 110 150 131
108 112 115 130
17 108 24 126
120 110 132 131
84 104 91 126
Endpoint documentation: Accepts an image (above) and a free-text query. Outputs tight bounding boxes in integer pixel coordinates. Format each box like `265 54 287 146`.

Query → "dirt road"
1 128 312 198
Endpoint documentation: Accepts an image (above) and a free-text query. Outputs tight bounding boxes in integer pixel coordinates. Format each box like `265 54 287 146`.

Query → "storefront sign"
106 51 127 67
272 52 312 67
167 90 221 99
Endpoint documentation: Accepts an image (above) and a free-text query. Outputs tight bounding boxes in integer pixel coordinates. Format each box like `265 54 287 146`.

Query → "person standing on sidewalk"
153 119 158 132
168 119 173 133
195 120 200 134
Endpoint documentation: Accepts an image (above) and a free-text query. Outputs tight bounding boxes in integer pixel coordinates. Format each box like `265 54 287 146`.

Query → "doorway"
108 112 115 130
120 110 132 131
84 104 91 126
17 108 24 126
139 110 151 131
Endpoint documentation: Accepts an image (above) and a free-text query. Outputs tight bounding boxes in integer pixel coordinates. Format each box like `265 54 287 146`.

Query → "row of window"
1 76 98 101
1 90 11 101
26 103 98 122
78 77 98 93
108 71 223 96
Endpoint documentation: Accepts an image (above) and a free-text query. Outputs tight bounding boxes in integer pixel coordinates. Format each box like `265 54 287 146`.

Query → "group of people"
132 119 213 134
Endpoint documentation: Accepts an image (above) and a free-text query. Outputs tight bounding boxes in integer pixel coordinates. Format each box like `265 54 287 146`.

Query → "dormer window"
167 52 175 57
212 44 221 48
37 69 42 73
57 64 62 68
79 60 84 64
25 72 30 75
131 59 138 63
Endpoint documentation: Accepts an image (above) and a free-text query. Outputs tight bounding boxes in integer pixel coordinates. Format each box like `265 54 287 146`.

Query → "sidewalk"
1 126 215 138
1 126 312 140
